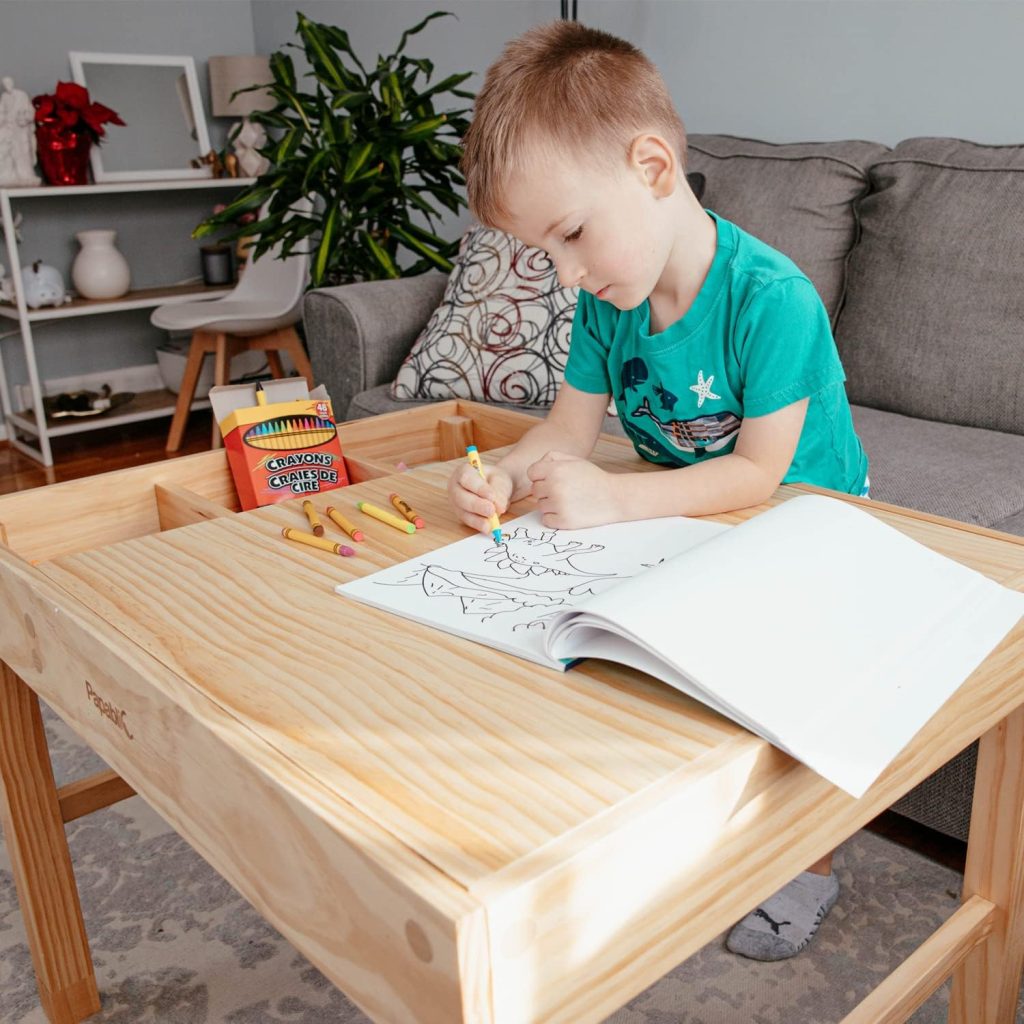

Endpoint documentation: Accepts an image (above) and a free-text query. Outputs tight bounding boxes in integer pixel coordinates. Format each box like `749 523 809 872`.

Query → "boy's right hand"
448 462 515 536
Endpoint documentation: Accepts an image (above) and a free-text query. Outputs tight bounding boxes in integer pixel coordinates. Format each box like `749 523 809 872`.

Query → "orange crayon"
281 527 354 556
325 505 364 542
302 499 324 536
389 492 425 529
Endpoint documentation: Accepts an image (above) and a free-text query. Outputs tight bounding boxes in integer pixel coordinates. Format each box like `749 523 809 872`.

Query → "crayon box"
208 379 349 510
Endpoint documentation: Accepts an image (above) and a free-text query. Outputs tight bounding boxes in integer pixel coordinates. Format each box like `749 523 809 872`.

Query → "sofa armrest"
302 271 447 419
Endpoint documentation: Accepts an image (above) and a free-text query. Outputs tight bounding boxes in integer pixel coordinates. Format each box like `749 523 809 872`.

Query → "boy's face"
495 143 675 311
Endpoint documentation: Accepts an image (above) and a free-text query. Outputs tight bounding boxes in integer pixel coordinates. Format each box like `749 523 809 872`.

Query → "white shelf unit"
0 176 255 466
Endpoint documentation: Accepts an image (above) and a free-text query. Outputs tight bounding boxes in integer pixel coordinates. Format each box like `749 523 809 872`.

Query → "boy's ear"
629 134 678 198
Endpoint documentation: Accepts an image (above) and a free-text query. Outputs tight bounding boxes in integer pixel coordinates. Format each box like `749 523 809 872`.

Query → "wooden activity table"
0 401 1022 1024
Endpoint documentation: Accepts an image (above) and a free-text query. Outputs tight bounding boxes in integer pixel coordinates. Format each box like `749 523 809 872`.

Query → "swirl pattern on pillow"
391 226 578 407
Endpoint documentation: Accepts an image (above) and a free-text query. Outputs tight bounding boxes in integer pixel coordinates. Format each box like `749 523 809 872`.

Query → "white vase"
71 229 131 300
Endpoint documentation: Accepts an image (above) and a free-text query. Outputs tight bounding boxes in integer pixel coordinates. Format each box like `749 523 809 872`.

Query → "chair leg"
265 350 286 379
277 326 315 389
166 331 215 453
210 334 237 450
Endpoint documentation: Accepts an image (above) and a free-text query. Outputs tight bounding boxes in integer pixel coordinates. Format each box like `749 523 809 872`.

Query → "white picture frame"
68 52 212 182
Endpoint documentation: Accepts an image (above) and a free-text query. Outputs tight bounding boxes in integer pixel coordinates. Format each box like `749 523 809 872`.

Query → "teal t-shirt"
564 212 868 494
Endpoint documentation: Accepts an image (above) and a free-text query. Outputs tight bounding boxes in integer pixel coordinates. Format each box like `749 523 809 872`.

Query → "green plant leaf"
418 71 474 101
392 11 452 56
400 114 448 141
298 13 347 92
269 51 296 91
343 141 374 182
389 224 453 270
364 230 400 278
312 199 340 285
330 90 371 111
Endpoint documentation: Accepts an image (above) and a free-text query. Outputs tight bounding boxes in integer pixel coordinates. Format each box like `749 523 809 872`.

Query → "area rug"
2 707 1021 1024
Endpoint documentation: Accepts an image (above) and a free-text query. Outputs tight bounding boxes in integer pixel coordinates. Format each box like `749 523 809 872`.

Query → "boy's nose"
554 258 585 290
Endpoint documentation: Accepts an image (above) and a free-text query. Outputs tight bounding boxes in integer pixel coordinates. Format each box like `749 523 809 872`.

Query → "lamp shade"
208 55 275 117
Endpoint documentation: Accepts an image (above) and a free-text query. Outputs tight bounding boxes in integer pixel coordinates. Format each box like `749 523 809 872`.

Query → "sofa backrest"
687 134 888 323
833 138 1024 436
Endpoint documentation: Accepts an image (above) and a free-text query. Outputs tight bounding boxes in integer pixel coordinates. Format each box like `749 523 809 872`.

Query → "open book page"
545 495 1024 796
336 511 728 669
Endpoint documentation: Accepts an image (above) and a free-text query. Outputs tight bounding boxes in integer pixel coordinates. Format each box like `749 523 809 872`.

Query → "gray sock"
726 870 839 961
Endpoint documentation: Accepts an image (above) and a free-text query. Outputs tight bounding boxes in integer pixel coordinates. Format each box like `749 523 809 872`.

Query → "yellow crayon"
356 500 416 534
465 445 502 544
281 527 355 556
389 492 425 529
302 499 324 536
325 505 364 542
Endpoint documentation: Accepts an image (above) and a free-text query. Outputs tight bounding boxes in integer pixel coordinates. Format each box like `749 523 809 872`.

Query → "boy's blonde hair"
461 21 687 226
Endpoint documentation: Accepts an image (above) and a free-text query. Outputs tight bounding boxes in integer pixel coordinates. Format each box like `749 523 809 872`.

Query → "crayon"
282 527 355 556
389 492 425 529
465 445 503 544
356 501 416 534
302 499 324 536
325 505 364 542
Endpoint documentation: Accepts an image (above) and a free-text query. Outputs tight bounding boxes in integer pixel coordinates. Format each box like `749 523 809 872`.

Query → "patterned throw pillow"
390 225 578 407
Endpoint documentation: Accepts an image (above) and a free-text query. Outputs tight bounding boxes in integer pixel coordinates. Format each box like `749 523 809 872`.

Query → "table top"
31 438 1024 1023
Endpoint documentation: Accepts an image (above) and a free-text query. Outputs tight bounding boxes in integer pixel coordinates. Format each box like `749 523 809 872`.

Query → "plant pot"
71 229 131 300
35 124 92 186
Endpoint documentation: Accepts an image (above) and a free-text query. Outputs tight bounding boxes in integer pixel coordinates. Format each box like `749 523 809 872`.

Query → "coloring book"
336 495 1024 797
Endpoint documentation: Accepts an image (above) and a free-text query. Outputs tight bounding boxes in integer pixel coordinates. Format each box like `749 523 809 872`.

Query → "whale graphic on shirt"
631 397 741 455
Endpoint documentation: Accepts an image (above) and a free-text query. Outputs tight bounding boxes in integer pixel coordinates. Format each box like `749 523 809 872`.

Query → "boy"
449 21 868 961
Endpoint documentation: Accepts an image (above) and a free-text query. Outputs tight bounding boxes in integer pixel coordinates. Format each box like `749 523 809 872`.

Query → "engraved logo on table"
84 680 134 740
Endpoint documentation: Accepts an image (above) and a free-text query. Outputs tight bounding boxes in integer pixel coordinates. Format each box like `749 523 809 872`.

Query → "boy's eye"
563 225 583 243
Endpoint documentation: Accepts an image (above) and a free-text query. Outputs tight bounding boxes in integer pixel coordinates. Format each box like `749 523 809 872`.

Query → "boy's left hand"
527 451 623 529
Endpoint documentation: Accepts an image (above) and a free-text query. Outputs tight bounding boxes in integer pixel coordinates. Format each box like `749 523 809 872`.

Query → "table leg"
949 704 1024 1023
0 664 100 1023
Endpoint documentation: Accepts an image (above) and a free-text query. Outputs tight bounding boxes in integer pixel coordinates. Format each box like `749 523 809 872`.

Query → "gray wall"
253 0 1024 146
2 0 1023 401
0 0 255 389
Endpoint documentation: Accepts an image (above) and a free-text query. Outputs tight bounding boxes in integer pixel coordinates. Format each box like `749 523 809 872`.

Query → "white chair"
152 199 314 451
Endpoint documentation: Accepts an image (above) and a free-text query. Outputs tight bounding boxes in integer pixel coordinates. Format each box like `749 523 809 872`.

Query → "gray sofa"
303 134 1024 842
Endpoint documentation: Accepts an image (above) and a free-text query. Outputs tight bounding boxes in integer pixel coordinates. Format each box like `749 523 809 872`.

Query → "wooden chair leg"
210 334 237 450
0 664 101 1023
277 326 315 389
265 350 286 379
166 330 215 453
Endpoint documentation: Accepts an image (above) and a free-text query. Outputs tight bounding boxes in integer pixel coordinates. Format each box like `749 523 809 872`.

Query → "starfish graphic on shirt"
689 370 721 408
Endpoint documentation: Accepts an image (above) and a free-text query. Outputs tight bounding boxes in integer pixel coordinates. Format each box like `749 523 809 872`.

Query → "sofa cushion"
687 135 889 321
835 138 1024 436
391 226 577 407
851 404 1024 529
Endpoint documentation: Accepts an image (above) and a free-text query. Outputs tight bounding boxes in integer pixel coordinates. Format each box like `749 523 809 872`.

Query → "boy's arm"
497 383 610 499
530 398 808 529
448 383 609 534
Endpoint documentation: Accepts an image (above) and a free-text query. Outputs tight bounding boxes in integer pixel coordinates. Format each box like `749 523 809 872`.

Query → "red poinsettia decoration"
32 81 125 143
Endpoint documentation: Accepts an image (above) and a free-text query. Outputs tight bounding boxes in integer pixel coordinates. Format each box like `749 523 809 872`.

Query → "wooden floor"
0 408 216 495
0 410 969 875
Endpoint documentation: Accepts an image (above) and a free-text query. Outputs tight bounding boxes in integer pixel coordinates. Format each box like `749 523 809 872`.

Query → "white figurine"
0 77 42 187
0 263 14 302
233 118 270 178
21 261 70 308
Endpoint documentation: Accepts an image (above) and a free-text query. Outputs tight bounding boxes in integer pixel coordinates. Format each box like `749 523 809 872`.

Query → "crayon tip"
339 545 356 557
492 527 502 545
352 531 365 542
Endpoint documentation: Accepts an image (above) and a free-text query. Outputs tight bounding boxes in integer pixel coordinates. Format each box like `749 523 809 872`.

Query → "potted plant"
32 81 124 186
194 11 474 288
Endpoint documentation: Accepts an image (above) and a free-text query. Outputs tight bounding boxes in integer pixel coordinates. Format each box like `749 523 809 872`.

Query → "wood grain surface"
3 402 1024 1024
